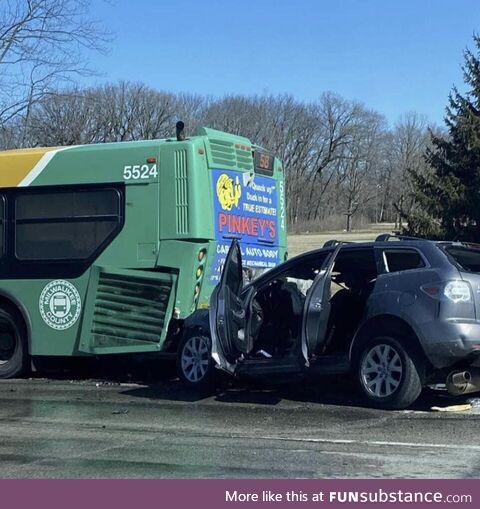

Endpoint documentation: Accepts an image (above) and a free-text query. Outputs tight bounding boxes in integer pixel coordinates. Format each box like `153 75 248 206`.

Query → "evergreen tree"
404 35 480 241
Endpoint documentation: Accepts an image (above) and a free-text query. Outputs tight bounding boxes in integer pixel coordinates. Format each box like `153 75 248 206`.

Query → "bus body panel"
0 128 287 357
0 275 90 356
78 265 177 355
95 182 160 268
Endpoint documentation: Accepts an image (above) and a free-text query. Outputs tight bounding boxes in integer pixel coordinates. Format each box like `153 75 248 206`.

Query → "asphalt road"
0 363 479 479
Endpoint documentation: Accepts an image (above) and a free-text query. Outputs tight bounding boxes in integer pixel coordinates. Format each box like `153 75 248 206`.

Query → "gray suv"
178 235 480 409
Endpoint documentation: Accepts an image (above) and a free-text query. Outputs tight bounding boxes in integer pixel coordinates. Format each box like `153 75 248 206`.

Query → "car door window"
283 254 329 296
383 249 425 272
222 244 243 295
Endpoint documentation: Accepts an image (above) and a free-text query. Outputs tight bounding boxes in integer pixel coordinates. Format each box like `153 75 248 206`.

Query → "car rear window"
444 246 480 272
383 249 425 272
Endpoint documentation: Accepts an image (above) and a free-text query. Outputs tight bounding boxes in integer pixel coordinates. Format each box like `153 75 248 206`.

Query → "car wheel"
177 330 216 392
356 335 422 410
0 305 28 379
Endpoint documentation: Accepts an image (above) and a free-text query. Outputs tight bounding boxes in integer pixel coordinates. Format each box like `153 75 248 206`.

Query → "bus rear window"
444 246 480 272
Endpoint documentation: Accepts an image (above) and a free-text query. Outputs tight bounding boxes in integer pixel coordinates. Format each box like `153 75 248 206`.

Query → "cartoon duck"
216 173 242 211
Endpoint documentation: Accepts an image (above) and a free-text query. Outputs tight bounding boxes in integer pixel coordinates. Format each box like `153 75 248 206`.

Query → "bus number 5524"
123 164 158 180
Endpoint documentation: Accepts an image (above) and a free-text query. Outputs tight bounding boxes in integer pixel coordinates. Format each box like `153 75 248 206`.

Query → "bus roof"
0 127 253 156
0 127 258 188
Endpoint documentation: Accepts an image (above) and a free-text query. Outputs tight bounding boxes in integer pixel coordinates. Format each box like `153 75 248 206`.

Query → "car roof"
282 236 472 268
248 236 466 288
286 238 433 260
316 236 470 253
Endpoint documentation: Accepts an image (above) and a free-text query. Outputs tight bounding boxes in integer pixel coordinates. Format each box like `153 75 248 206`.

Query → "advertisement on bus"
210 168 281 283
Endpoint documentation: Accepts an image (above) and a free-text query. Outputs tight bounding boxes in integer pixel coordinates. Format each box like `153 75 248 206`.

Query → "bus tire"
177 329 216 393
0 304 28 379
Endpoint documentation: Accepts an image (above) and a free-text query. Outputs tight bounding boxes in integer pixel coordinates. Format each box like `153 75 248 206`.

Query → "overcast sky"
88 0 480 127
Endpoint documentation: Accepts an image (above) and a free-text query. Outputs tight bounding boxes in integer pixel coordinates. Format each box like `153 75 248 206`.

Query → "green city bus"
0 124 287 378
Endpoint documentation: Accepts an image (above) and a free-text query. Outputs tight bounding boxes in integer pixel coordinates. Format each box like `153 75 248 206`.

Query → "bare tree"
389 112 429 228
303 93 363 223
332 110 386 230
26 87 98 145
0 0 108 132
26 82 180 145
89 82 175 142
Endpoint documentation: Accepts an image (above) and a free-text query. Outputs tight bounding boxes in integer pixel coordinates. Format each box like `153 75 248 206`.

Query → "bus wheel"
0 306 28 379
177 330 216 392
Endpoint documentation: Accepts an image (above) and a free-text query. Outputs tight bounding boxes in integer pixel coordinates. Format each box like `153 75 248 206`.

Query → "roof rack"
323 239 355 248
323 240 339 247
323 235 427 248
375 234 391 242
375 233 427 242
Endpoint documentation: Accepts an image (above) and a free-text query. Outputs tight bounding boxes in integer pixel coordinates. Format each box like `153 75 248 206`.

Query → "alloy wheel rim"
361 343 403 398
181 336 210 382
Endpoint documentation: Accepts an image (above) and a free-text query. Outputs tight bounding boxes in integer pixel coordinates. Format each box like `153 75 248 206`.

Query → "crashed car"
177 235 480 409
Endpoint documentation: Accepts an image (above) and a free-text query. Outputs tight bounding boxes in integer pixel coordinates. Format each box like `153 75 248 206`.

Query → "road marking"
258 435 480 451
1 415 480 454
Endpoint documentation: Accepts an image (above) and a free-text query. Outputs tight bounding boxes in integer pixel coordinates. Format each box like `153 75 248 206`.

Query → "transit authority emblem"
39 280 81 330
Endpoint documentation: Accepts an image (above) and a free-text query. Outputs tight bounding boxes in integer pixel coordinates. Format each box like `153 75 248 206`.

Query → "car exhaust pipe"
446 369 480 396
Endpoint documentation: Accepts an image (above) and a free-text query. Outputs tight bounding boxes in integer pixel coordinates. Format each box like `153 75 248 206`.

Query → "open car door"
210 239 252 373
301 244 342 365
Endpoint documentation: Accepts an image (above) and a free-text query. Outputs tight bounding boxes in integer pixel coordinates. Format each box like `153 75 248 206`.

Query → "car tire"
355 335 423 410
176 329 216 393
0 304 28 379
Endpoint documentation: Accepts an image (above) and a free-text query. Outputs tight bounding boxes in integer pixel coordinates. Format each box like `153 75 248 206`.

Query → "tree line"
1 82 434 232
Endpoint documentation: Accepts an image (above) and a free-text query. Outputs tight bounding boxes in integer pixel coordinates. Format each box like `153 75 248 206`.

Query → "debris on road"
431 404 472 412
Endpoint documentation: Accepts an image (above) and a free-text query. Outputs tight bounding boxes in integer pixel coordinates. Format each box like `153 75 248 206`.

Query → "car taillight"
421 280 473 303
444 281 472 302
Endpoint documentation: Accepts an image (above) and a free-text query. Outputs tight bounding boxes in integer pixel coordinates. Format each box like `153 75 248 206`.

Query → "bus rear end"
202 129 287 287
175 128 287 388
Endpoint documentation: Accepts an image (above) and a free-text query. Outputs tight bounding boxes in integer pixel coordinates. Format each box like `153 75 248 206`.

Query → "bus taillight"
193 248 207 307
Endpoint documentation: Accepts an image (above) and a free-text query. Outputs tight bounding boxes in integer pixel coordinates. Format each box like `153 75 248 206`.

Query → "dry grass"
287 223 396 257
